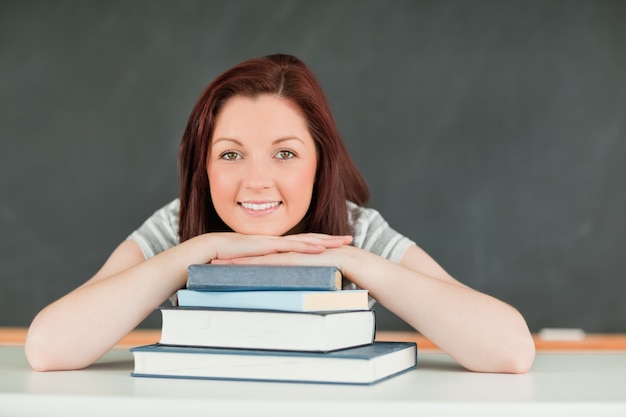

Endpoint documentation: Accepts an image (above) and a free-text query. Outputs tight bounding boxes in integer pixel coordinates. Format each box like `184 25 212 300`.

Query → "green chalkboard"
1 0 625 332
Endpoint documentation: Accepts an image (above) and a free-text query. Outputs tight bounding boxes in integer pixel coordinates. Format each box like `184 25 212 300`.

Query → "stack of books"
130 264 417 385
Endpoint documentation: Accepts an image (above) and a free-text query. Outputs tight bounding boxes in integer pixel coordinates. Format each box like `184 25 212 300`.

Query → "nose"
243 157 272 190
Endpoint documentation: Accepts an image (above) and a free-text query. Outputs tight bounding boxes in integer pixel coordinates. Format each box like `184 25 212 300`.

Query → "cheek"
207 168 234 206
287 164 316 200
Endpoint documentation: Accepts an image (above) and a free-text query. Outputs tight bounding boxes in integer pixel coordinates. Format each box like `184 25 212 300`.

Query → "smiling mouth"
239 201 281 211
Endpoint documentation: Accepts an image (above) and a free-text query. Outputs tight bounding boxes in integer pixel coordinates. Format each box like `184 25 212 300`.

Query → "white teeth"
241 202 280 211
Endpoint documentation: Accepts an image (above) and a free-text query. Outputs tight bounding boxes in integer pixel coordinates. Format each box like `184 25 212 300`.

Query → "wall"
1 0 625 332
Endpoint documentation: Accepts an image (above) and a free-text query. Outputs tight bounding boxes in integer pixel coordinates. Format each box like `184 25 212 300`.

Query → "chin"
235 225 291 236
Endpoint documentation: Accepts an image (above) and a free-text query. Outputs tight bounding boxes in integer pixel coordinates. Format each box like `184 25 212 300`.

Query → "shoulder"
347 201 415 263
347 201 389 237
143 198 180 233
127 198 180 259
347 200 382 222
161 198 180 221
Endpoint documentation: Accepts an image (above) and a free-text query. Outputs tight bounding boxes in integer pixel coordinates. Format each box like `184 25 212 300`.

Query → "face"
207 94 318 236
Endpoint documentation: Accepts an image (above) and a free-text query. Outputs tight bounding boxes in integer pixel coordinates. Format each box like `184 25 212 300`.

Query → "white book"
159 307 376 352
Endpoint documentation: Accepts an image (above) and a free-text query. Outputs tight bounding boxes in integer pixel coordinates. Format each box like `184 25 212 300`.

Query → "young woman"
25 54 535 373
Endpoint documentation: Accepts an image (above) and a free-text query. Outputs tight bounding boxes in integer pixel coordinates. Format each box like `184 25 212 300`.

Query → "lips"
240 201 281 211
239 201 282 215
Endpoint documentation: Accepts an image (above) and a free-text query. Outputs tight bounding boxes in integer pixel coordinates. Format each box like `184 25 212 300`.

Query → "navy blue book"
131 341 417 385
186 264 343 291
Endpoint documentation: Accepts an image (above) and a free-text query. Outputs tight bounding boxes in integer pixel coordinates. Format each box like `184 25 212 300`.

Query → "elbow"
24 327 64 372
25 323 89 372
492 310 536 374
464 349 535 374
505 319 536 374
512 336 536 374
25 330 55 372
24 310 61 371
491 330 536 374
26 352 55 372
504 342 535 374
25 339 87 372
462 326 536 374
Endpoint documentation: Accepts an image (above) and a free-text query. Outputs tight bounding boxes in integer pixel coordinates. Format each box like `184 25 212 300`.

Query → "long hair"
178 54 369 242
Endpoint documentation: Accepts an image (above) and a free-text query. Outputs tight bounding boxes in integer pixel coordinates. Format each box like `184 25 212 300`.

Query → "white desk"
1 346 625 417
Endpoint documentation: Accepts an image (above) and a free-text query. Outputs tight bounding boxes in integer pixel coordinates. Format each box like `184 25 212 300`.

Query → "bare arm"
25 233 351 371
349 244 535 373
225 244 536 374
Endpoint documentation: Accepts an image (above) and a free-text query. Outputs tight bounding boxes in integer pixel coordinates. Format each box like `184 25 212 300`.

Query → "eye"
220 151 241 161
275 150 296 160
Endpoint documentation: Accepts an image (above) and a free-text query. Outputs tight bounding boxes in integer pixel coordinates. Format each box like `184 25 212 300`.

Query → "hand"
212 244 352 271
204 233 352 263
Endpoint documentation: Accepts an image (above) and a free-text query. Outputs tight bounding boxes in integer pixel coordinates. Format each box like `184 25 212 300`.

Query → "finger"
270 239 327 254
299 233 353 243
227 250 341 268
283 234 352 247
210 259 234 264
213 236 325 261
228 253 305 266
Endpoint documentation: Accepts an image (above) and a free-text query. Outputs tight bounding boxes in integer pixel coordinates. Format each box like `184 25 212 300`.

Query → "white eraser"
538 328 586 341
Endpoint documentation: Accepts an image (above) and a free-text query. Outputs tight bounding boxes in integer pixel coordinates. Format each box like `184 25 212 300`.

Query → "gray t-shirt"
128 199 415 264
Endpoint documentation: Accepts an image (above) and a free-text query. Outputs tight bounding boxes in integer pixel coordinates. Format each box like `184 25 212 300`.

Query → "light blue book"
176 289 369 312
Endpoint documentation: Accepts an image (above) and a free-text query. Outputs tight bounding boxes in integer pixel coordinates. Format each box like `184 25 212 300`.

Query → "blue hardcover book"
131 341 418 385
186 264 343 291
176 289 369 312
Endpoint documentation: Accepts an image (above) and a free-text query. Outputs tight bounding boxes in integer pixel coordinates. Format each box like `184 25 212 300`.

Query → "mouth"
239 201 282 213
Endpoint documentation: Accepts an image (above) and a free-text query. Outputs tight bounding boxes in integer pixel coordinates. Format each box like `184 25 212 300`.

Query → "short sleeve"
127 199 180 259
346 202 416 307
348 202 415 263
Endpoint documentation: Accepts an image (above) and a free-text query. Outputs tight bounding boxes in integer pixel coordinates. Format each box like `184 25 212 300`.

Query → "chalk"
538 328 586 341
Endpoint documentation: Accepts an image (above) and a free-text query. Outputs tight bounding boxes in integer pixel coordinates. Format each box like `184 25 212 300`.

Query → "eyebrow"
212 136 305 146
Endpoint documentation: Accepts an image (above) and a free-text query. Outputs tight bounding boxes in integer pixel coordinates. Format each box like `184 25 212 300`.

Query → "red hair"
178 54 369 242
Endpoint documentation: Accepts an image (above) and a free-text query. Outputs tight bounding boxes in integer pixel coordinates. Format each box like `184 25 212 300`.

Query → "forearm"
25 239 204 371
25 232 346 371
341 247 535 373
